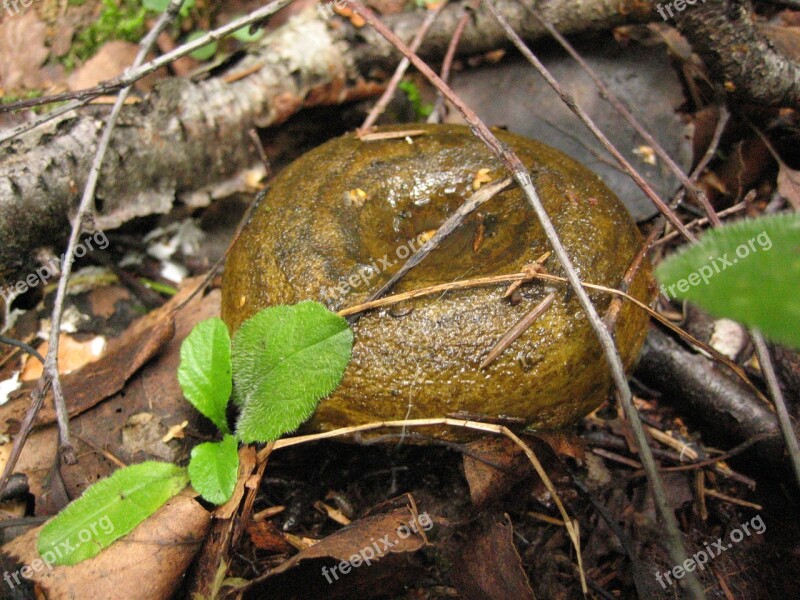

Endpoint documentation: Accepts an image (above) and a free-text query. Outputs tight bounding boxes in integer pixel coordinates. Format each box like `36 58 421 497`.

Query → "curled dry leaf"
777 162 800 210
241 508 429 598
1 493 210 600
450 516 535 600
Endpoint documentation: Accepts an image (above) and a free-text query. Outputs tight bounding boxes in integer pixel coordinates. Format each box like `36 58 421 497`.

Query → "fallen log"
0 0 650 285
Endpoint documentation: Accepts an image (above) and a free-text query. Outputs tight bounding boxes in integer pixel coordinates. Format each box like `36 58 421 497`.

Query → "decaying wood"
635 326 793 470
0 0 651 284
675 0 800 108
0 10 368 284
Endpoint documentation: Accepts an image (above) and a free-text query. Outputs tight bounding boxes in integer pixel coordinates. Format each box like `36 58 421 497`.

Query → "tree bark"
635 326 793 471
675 0 800 108
0 1 650 284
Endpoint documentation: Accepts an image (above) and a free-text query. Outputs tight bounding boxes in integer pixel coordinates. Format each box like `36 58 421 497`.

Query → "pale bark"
0 1 649 283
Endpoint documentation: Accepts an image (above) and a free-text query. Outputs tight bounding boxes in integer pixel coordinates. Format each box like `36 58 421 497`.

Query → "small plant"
37 301 353 566
656 213 800 349
62 0 148 69
399 80 434 119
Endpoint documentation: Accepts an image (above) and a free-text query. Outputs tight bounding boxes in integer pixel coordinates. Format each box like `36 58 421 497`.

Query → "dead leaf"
0 282 188 433
463 437 534 507
2 493 210 600
777 162 800 210
246 519 296 554
450 516 535 600
0 11 50 91
20 335 106 381
67 40 162 93
463 436 575 509
241 508 429 598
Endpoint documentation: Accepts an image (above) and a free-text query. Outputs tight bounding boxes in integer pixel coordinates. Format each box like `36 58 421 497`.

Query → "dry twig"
0 0 188 496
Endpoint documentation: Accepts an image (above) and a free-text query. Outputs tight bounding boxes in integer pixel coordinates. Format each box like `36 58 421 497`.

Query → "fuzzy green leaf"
187 30 218 60
178 317 231 433
231 23 264 43
188 434 239 505
37 462 188 566
233 301 353 443
656 214 800 348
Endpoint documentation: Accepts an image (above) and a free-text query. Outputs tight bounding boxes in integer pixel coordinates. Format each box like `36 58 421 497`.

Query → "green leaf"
231 23 264 43
187 30 218 61
38 462 188 566
178 317 232 434
233 301 353 443
656 213 800 348
142 0 169 11
188 434 239 505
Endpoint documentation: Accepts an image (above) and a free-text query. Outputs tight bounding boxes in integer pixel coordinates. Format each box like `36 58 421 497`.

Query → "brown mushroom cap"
221 124 653 436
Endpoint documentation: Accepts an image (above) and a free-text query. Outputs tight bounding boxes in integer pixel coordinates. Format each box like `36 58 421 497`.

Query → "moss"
221 124 654 436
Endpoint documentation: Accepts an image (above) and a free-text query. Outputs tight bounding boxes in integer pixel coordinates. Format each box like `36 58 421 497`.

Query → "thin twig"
480 292 556 368
0 98 93 145
654 202 746 247
481 9 706 593
344 2 599 588
0 0 187 497
357 177 512 312
491 4 695 243
360 2 447 131
0 336 45 364
751 331 800 487
345 4 702 592
526 6 721 226
428 2 473 123
0 0 295 116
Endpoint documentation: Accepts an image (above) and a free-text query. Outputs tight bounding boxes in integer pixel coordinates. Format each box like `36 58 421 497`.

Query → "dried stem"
0 0 295 116
480 292 556 368
343 1 702 594
428 2 473 123
0 0 187 496
751 332 800 486
360 2 447 131
527 7 721 226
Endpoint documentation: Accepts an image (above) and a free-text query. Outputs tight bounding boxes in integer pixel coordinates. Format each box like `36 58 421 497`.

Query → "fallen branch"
675 0 800 108
0 1 651 283
635 326 794 471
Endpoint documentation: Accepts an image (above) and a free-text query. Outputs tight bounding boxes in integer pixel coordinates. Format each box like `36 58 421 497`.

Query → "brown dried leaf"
0 11 49 91
67 41 163 93
0 282 189 433
1 493 210 600
450 517 535 600
777 162 800 210
463 437 534 507
246 519 295 554
20 335 106 381
242 508 428 598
